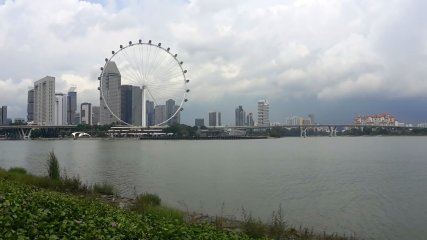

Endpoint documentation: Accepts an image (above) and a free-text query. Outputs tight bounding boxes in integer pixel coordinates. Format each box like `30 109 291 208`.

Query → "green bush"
62 175 89 194
8 167 27 174
136 192 161 206
93 182 114 195
242 214 267 238
47 151 60 180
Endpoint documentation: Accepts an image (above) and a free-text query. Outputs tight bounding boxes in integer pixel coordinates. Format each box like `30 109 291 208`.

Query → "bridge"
216 124 423 137
0 125 77 139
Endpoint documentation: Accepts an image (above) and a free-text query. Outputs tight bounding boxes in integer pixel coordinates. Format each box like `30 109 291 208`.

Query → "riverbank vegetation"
0 152 357 239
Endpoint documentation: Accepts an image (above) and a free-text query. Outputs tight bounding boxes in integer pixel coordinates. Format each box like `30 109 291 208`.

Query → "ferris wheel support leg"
141 86 147 128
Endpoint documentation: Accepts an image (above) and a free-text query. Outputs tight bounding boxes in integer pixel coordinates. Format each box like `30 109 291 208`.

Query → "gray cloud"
0 0 426 124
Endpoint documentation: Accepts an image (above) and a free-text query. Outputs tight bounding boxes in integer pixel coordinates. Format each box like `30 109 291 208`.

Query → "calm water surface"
1 137 427 240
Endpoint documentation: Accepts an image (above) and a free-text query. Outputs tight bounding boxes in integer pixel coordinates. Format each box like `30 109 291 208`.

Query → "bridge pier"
328 126 337 137
300 127 307 138
18 128 33 140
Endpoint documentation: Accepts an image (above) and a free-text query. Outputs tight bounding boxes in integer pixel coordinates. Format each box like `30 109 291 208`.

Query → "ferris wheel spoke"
129 45 145 84
148 52 171 80
115 55 142 86
100 41 188 127
121 48 145 85
145 86 159 106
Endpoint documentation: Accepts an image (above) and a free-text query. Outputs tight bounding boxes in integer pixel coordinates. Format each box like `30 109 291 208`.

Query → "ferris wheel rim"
99 39 189 127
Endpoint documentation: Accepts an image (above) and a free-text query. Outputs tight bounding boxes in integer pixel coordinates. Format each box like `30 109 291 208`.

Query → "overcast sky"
0 0 426 125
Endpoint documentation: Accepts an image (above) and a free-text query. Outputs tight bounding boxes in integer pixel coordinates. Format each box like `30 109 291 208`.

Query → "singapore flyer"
99 39 189 127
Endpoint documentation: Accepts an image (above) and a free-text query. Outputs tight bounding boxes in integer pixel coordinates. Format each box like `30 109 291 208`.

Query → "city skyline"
0 0 427 125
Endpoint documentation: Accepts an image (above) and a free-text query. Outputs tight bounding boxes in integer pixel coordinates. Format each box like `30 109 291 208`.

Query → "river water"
1 137 426 239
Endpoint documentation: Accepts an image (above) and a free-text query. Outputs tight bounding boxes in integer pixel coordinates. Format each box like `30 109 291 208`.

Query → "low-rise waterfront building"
354 113 397 126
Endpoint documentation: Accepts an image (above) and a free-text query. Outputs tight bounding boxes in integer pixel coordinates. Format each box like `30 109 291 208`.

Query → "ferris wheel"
99 39 189 127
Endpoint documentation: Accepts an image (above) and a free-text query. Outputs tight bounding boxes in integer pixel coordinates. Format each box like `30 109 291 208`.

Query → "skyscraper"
208 112 221 126
121 85 133 124
131 86 142 126
235 105 246 126
146 100 155 126
92 106 100 125
81 102 92 125
100 61 121 125
195 118 204 127
54 93 67 125
246 112 254 126
34 76 55 125
27 89 34 122
0 106 7 125
166 99 180 125
257 99 270 127
67 88 77 125
154 105 166 125
121 85 142 125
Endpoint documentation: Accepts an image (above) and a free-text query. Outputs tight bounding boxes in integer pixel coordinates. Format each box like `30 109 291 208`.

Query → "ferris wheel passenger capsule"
120 45 123 49
158 43 161 47
148 40 152 44
129 41 132 45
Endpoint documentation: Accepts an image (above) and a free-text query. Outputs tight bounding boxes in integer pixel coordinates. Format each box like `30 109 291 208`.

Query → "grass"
131 192 184 222
136 192 162 206
93 182 115 195
8 167 27 174
240 206 357 240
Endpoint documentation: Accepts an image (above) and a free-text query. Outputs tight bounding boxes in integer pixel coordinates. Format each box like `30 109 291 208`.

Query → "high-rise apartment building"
246 112 254 126
92 106 100 125
166 99 180 125
235 105 246 126
0 106 7 125
80 102 92 125
154 105 166 125
121 85 133 124
121 85 142 126
27 89 34 122
54 93 67 125
208 111 221 126
100 61 121 125
131 86 142 126
257 99 269 127
195 118 204 127
67 88 77 125
146 100 155 126
34 76 55 125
